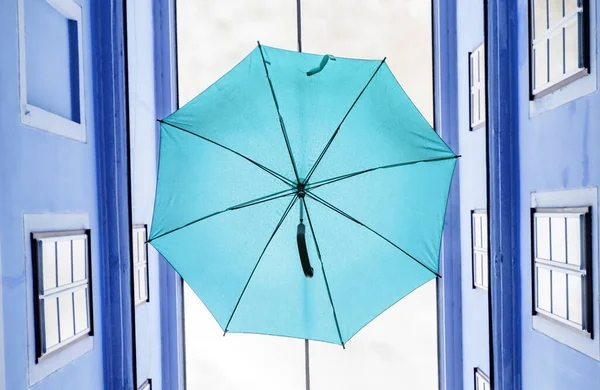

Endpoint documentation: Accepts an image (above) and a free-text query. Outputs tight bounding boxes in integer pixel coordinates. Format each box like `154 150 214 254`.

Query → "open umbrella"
148 41 457 385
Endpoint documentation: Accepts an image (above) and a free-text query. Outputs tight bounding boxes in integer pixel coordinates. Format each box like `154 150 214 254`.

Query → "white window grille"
530 0 589 97
472 210 488 290
31 230 92 360
532 207 591 333
133 225 149 305
469 44 486 129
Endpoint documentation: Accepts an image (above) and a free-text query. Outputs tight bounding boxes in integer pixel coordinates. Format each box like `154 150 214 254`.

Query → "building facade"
0 0 184 389
437 0 600 389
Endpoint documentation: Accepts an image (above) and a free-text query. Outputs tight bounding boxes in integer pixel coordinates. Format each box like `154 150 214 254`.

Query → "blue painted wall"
514 0 600 388
0 0 105 388
0 0 182 388
455 0 491 388
442 0 600 388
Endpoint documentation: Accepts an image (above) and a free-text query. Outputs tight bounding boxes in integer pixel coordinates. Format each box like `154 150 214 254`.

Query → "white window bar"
469 44 486 129
475 368 491 390
530 0 589 97
472 210 489 290
31 230 92 360
533 207 591 334
133 225 149 306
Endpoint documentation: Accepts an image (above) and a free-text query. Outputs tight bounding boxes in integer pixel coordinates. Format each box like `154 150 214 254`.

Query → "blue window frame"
529 0 590 98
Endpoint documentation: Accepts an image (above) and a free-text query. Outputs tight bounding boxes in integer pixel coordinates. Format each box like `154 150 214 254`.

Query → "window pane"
566 216 582 266
534 43 549 90
548 0 563 27
482 214 488 249
548 31 564 81
56 240 73 287
470 56 475 87
58 293 75 341
537 267 551 312
564 18 581 74
138 231 146 265
550 217 566 263
137 268 143 301
471 92 477 125
140 266 148 301
42 241 57 291
533 0 548 38
43 297 60 350
536 216 551 259
473 214 481 248
474 253 483 286
74 288 89 334
482 254 488 288
72 238 86 281
564 0 579 14
551 271 567 318
567 275 582 325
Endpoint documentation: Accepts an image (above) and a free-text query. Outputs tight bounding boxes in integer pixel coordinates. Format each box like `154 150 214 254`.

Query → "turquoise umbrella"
148 43 457 348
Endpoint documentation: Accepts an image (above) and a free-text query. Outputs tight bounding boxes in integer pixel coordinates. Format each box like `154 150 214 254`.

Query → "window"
133 225 149 305
532 207 591 333
17 0 86 142
530 188 599 361
469 44 486 129
31 230 93 360
472 210 488 290
139 379 152 390
475 368 490 390
529 0 590 98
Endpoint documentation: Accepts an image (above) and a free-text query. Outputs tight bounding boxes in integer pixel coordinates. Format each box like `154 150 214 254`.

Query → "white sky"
176 1 438 389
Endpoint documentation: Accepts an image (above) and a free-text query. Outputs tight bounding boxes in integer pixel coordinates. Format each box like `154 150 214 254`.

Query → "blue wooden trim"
153 0 185 388
433 0 464 388
91 0 136 388
485 0 521 388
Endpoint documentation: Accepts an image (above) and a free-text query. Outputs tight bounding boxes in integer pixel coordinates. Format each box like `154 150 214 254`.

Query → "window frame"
17 0 87 142
474 368 491 390
471 209 489 291
31 229 94 362
528 0 591 100
138 378 152 390
530 188 599 361
468 43 486 130
530 206 593 337
133 224 150 306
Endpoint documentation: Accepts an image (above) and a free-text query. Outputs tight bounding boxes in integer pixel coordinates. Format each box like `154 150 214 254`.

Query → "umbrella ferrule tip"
297 183 306 198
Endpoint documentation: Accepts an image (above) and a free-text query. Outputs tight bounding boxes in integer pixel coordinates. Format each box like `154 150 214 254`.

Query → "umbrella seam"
158 119 296 187
224 195 299 334
302 197 345 347
303 58 387 185
305 155 460 191
147 189 296 243
257 42 301 184
306 191 441 278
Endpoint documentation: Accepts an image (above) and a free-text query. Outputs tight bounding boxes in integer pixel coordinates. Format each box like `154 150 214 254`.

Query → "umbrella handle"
297 223 314 278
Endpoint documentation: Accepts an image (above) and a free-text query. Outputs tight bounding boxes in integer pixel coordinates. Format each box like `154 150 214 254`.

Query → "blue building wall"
514 0 600 388
455 1 491 388
0 0 182 388
440 0 600 388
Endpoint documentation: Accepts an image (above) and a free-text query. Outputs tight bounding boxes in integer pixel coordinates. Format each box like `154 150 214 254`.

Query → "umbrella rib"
257 42 301 183
301 197 345 347
224 195 299 334
305 191 441 278
159 119 296 188
306 155 460 191
147 189 296 243
303 58 387 185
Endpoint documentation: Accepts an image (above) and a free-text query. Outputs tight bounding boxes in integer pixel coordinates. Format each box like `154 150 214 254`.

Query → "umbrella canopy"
148 43 457 346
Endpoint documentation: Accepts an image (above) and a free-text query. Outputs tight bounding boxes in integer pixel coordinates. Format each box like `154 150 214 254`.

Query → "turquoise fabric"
149 44 457 345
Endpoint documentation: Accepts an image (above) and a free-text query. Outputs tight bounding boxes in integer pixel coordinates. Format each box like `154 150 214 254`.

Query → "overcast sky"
176 1 438 389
